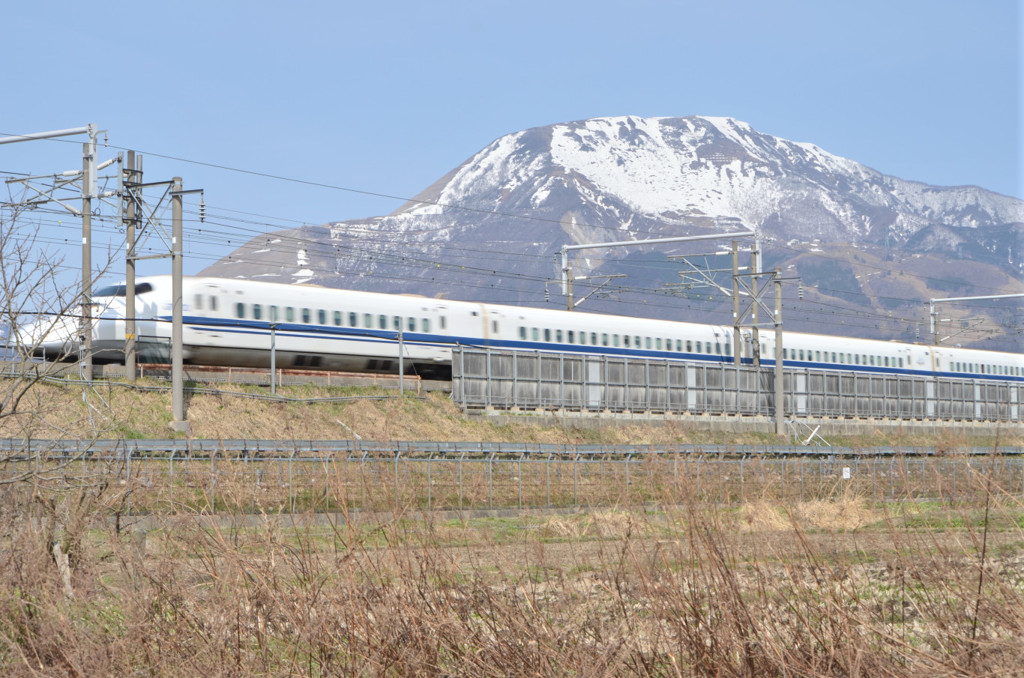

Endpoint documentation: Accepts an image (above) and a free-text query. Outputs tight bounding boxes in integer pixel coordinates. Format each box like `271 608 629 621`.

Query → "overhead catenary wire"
3 135 1020 343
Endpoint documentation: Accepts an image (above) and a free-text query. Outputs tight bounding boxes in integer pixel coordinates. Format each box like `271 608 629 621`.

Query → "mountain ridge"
202 115 1023 350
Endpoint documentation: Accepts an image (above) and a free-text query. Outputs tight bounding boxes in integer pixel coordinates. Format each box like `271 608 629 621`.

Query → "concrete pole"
270 323 277 395
774 269 785 435
170 177 187 433
750 239 761 367
80 142 93 381
398 328 404 395
732 241 741 364
124 151 137 382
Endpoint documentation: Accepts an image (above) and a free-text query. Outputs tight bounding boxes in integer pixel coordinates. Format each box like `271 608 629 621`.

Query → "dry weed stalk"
0 454 1021 676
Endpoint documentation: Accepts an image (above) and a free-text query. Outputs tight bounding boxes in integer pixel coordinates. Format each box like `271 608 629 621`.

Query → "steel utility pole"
123 151 140 382
930 293 1024 345
560 230 755 310
118 165 202 430
0 124 107 380
81 140 94 380
170 178 184 430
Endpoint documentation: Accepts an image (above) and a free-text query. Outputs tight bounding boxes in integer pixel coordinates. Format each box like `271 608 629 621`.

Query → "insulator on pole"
199 197 206 223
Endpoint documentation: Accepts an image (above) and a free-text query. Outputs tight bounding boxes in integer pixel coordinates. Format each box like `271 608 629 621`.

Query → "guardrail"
4 439 1022 513
1 438 1020 460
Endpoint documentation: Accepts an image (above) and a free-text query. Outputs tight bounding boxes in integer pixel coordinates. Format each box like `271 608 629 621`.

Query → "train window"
798 349 803 360
333 311 342 326
579 332 586 345
493 320 499 334
601 333 608 346
899 358 903 368
591 332 598 345
696 342 702 354
422 318 430 332
286 307 295 322
624 336 631 348
656 338 663 350
676 340 682 351
568 330 575 343
377 315 386 329
544 329 551 342
253 304 262 320
363 313 372 328
194 295 203 311
556 330 563 342
318 310 326 324
270 306 278 322
519 326 526 340
408 318 416 332
645 337 652 350
715 342 721 355
440 316 447 330
302 309 311 323
613 335 620 347
210 297 218 312
706 342 712 354
236 302 245 319
724 342 731 356
532 328 539 341
393 316 401 330
349 312 357 326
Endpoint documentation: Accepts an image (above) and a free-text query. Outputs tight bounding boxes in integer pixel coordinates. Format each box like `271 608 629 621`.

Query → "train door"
482 307 505 345
191 282 223 345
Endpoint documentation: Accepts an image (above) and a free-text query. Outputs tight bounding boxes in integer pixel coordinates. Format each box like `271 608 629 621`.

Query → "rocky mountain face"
202 116 1023 350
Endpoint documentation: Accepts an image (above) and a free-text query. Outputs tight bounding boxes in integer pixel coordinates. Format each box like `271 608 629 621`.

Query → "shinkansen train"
22 275 1024 383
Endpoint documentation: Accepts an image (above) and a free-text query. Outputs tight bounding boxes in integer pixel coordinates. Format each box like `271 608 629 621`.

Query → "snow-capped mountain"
202 116 1023 349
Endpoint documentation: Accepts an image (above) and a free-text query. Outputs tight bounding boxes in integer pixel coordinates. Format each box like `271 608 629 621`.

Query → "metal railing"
2 441 1021 514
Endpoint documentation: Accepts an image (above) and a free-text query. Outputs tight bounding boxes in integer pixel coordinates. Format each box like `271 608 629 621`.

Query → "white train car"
28 275 1024 384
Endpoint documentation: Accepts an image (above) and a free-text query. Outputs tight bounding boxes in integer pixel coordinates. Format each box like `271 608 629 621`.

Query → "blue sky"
1 0 1020 277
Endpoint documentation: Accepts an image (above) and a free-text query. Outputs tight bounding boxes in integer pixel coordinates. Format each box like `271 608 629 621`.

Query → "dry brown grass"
2 378 1021 453
1 468 1022 677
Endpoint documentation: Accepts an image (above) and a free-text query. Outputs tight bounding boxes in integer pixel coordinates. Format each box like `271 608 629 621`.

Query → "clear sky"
1 0 1020 277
